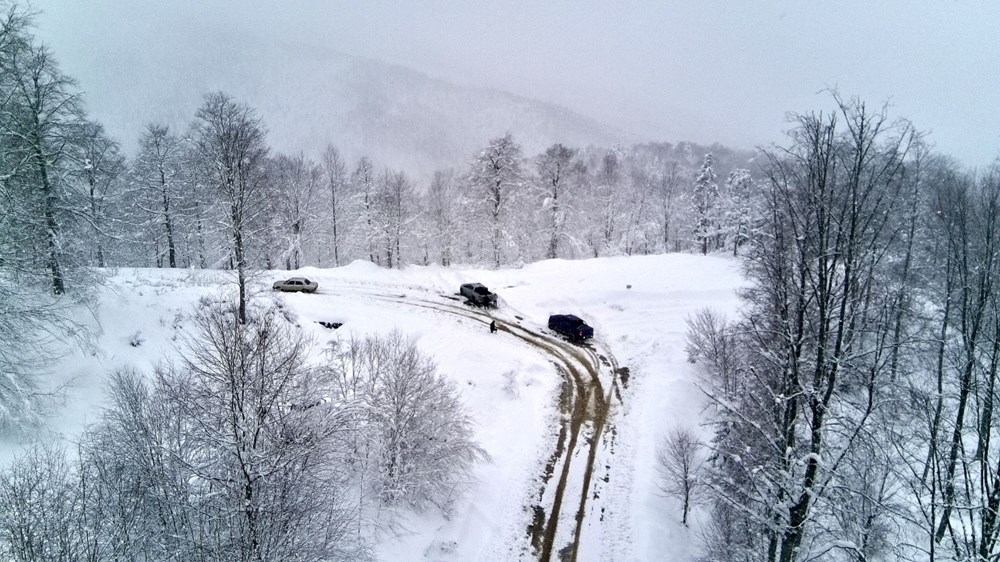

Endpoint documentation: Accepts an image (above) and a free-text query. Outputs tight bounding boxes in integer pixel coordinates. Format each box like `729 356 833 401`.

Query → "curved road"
317 283 627 561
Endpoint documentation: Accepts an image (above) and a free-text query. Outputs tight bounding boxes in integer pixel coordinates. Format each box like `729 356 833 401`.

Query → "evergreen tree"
691 153 719 255
721 168 755 256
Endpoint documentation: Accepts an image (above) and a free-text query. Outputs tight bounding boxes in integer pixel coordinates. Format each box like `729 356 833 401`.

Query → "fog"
32 0 1000 166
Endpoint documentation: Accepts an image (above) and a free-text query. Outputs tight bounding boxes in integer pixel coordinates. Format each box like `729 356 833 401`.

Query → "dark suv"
460 283 498 307
548 314 594 341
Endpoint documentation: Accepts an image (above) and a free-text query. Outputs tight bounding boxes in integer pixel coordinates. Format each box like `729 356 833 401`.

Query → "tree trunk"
34 137 65 294
331 193 339 266
232 201 247 325
160 169 176 268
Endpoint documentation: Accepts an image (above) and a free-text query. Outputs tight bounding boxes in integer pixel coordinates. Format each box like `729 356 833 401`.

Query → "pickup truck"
460 282 498 307
547 314 594 341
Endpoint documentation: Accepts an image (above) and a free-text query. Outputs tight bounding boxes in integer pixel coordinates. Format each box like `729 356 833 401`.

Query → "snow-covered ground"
2 254 746 561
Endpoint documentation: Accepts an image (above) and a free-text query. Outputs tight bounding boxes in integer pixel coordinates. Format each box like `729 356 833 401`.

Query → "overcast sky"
32 1 1000 167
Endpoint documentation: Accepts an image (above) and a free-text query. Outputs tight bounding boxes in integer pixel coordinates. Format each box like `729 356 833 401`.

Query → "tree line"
1 6 758 288
0 3 753 429
683 96 1000 561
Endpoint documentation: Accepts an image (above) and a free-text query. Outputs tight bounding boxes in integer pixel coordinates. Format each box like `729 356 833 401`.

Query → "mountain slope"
57 28 631 176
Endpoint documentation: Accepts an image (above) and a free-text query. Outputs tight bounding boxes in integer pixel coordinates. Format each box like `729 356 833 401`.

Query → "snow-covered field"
3 254 746 561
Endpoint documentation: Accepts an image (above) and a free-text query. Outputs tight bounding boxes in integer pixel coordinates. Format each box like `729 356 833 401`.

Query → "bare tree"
656 426 704 526
0 14 86 295
376 169 414 269
621 163 652 256
0 443 82 561
322 144 348 266
270 152 321 270
911 163 1000 560
155 298 361 560
0 4 92 432
536 143 577 259
698 97 914 562
594 148 624 256
75 121 125 268
0 307 368 561
190 92 269 324
656 160 683 252
352 156 377 264
685 309 742 399
80 368 197 561
469 133 524 267
131 123 191 268
424 169 458 266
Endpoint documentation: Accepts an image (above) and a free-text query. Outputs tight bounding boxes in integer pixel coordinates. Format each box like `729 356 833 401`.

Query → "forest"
3 2 1000 561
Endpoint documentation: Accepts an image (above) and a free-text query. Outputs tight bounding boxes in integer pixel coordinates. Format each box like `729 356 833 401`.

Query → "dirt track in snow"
318 284 626 561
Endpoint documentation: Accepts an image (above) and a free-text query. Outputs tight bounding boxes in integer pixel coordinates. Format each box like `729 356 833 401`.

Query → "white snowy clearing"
4 253 746 561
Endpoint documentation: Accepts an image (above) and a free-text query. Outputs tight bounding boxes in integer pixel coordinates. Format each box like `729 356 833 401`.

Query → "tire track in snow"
314 282 624 561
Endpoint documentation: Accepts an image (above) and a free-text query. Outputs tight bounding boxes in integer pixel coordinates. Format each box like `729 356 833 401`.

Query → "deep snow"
2 254 746 561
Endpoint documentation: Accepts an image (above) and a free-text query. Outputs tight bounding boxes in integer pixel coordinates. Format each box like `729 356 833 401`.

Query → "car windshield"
475 287 489 294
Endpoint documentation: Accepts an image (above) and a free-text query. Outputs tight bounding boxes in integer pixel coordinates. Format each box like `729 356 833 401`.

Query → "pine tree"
721 168 755 256
691 153 719 255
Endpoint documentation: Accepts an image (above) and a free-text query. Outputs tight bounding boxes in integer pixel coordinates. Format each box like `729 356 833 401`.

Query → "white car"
272 277 318 293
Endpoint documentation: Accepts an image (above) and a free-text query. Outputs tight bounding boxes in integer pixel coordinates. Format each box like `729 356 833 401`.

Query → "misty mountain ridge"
73 29 634 177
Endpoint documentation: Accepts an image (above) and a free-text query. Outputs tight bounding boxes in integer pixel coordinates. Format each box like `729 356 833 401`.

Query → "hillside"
3 255 745 560
46 26 630 176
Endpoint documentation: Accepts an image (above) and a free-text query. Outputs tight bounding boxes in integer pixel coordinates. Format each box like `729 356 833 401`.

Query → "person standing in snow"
490 320 497 333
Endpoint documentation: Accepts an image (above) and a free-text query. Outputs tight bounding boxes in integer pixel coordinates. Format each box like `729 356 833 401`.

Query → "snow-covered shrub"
326 331 488 514
0 444 81 560
684 308 741 398
128 330 144 347
501 369 519 399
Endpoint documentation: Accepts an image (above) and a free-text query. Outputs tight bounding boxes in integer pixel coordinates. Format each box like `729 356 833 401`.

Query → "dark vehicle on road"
548 314 594 341
460 282 498 307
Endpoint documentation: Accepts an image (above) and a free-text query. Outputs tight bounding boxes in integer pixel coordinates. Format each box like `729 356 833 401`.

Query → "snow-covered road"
3 254 746 561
